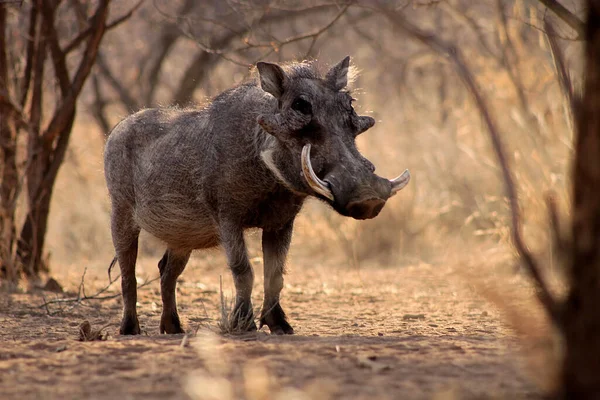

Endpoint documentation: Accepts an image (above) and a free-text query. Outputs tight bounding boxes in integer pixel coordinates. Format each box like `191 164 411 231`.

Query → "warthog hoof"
160 311 185 334
120 316 141 335
260 303 294 335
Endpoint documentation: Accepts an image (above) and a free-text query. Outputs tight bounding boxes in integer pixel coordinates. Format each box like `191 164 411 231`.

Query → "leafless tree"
90 1 355 134
0 0 136 284
381 0 600 396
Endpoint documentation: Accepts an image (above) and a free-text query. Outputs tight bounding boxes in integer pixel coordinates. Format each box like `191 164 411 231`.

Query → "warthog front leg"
111 207 141 335
220 219 257 332
158 249 191 334
260 221 294 335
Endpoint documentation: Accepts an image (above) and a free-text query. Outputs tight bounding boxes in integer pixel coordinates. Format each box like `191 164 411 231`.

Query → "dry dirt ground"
0 256 554 400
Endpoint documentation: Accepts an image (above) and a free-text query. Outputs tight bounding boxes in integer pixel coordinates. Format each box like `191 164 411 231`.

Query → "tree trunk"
0 4 19 281
0 0 111 283
17 117 74 277
561 1 600 397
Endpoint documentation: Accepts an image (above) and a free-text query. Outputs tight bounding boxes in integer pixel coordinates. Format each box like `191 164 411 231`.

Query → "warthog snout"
301 144 411 220
346 198 386 220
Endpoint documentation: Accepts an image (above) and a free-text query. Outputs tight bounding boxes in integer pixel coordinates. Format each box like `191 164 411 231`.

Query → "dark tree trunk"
17 118 74 277
561 1 600 397
0 4 19 281
0 0 114 283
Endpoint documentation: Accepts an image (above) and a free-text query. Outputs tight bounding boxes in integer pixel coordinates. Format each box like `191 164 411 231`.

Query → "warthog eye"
292 98 312 115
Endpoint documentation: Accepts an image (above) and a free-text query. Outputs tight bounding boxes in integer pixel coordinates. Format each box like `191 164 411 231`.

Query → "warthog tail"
107 256 118 283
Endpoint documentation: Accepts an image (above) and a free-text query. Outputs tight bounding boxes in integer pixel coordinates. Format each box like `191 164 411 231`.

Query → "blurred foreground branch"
537 0 585 39
380 5 562 327
544 19 578 127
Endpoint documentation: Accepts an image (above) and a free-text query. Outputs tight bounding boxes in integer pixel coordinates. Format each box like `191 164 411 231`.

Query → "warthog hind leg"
260 221 294 335
111 206 141 335
159 249 191 334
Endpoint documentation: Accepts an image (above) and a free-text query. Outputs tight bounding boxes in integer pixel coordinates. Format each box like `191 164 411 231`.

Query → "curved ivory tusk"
390 169 411 196
301 144 335 201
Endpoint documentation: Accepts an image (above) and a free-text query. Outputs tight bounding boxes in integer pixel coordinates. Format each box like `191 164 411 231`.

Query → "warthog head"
257 56 410 220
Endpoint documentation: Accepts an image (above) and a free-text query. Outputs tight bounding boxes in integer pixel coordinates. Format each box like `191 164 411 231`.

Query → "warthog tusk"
390 169 411 196
301 144 335 201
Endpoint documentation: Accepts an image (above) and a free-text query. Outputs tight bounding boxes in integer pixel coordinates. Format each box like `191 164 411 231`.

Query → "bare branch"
440 1 500 60
536 0 585 39
545 193 569 259
40 1 71 97
29 0 45 134
496 0 532 122
172 30 242 105
64 0 143 54
189 4 351 58
381 6 563 326
90 72 111 135
95 52 140 111
144 0 195 105
19 3 38 106
171 4 352 105
545 19 578 124
37 272 159 316
41 0 110 146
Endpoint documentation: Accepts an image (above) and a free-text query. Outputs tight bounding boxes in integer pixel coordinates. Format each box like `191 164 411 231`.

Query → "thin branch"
64 0 143 54
545 193 569 259
29 0 45 134
20 3 38 106
41 0 109 146
38 273 159 316
496 0 533 122
440 1 500 60
41 1 71 97
381 6 563 326
190 4 351 58
544 18 578 124
90 72 111 135
536 0 585 39
96 53 140 111
143 0 195 105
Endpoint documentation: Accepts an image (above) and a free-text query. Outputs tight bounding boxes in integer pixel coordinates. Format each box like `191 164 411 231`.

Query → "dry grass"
217 276 260 335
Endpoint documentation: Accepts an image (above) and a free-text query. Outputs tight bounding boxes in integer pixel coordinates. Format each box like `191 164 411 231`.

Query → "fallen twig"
37 268 159 316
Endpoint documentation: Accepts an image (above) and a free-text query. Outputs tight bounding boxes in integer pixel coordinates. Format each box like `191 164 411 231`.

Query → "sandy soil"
0 257 551 400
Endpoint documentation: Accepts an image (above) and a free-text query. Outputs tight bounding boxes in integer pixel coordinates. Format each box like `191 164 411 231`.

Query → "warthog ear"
257 62 286 99
356 116 376 136
325 56 350 91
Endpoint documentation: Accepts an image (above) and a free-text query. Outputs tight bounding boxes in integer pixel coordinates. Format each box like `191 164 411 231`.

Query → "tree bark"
0 4 18 280
561 1 600 397
15 0 109 278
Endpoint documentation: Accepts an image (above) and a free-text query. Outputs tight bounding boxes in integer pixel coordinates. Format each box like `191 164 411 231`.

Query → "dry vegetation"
0 0 591 398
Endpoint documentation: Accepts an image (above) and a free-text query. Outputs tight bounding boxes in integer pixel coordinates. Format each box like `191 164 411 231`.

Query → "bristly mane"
250 59 358 88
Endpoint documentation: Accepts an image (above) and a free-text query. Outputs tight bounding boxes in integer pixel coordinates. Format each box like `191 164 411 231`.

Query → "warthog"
104 56 410 335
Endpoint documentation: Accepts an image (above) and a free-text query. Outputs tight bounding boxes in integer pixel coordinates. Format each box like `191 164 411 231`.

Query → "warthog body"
104 57 410 335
